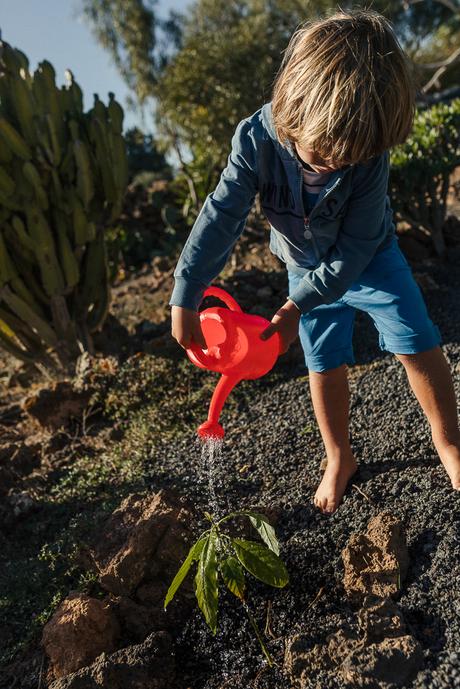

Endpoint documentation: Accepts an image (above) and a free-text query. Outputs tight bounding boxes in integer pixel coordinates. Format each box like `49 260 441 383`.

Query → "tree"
78 0 184 107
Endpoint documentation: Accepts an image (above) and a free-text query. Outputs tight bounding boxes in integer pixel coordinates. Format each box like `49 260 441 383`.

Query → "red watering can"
186 286 281 439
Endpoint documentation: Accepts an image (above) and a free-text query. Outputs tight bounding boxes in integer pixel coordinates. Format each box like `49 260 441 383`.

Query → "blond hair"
271 7 417 165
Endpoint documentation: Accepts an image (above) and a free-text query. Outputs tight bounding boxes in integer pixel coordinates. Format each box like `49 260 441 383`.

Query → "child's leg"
286 269 358 514
395 346 460 489
309 364 358 514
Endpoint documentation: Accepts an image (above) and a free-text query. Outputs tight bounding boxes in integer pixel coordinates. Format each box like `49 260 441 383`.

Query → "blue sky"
1 0 190 143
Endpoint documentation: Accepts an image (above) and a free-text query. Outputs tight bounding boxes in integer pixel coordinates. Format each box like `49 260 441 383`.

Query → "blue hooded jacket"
169 100 396 314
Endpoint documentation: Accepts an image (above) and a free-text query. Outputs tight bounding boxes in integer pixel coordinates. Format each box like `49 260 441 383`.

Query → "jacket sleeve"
287 150 391 314
168 118 259 311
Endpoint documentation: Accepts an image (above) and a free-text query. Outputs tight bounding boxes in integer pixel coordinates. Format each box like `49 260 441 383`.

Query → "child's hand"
171 305 207 350
259 299 301 353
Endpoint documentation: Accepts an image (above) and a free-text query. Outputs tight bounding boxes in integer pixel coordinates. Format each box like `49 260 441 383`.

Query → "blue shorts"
287 236 442 372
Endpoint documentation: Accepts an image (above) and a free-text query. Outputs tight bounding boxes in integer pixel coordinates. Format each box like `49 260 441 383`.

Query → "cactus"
0 39 129 369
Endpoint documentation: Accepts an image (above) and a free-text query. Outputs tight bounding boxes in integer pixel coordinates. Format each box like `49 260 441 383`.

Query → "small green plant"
164 509 289 665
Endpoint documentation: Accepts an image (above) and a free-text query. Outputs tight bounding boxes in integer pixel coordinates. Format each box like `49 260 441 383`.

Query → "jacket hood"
260 101 277 140
261 101 296 160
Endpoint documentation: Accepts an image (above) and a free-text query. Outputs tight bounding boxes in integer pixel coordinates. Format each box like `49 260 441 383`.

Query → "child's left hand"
259 299 301 353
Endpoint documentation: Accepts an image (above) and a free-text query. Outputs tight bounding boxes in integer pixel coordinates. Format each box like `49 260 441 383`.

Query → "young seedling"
164 509 289 665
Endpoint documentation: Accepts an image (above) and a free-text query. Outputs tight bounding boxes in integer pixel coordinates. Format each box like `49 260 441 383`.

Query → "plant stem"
242 601 274 667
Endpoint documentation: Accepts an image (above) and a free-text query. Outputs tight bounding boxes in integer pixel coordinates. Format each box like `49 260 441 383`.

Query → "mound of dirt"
47 631 175 689
42 593 120 680
41 489 197 685
285 516 423 688
342 512 409 599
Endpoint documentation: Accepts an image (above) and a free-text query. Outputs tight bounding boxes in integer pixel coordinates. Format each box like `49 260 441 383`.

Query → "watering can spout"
197 373 242 439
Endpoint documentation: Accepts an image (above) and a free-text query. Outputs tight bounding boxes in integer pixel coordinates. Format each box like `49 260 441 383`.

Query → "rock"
285 622 423 688
341 635 424 688
285 628 358 684
84 489 196 597
109 596 158 641
358 595 406 644
284 632 312 680
48 630 175 689
285 516 418 688
22 381 92 430
42 592 120 679
285 628 358 686
342 512 408 599
75 489 198 640
326 627 361 665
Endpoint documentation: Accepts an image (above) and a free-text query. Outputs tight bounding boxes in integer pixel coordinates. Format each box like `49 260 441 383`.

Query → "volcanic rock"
285 610 423 688
42 592 120 679
83 489 196 597
341 634 424 688
342 512 409 599
48 630 175 689
75 489 198 640
358 595 406 644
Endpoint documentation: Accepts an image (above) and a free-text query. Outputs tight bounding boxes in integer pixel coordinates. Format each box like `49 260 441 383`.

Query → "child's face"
293 141 340 172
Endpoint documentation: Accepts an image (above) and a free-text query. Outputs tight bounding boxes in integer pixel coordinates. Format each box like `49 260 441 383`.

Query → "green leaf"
244 511 280 556
217 510 280 555
232 538 289 588
194 529 219 634
164 536 207 610
219 556 246 600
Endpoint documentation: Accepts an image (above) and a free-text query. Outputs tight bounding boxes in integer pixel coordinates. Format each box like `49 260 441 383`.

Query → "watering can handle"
201 286 243 313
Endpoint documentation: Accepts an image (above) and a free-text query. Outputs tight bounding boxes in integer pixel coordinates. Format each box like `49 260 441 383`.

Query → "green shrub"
389 98 460 257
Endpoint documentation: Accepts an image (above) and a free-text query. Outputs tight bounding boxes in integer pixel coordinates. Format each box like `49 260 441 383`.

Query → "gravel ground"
144 248 460 689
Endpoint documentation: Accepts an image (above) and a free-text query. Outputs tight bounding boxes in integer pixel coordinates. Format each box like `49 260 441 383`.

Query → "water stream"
181 433 282 687
195 434 225 519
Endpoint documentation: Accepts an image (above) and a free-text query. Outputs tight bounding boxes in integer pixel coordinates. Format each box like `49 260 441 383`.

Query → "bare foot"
435 442 460 490
314 452 358 514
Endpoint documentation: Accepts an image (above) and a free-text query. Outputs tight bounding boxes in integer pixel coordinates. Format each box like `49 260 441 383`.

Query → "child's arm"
170 117 258 350
169 117 259 313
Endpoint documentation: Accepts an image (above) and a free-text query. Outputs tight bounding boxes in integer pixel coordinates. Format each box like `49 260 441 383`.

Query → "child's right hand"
171 305 207 350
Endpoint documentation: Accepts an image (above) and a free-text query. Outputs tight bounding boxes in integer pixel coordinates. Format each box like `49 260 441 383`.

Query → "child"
169 8 460 513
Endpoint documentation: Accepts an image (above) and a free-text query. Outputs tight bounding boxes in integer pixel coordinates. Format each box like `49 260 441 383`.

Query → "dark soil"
141 247 460 689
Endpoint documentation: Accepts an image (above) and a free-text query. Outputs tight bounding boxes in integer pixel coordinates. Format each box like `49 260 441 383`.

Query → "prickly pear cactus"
0 39 129 369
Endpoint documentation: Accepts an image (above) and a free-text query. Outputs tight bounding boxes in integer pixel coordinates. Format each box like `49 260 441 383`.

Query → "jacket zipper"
299 168 321 262
302 172 344 258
